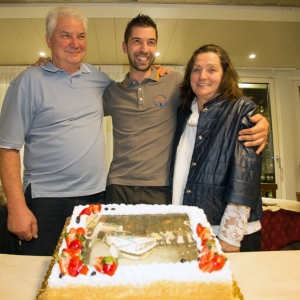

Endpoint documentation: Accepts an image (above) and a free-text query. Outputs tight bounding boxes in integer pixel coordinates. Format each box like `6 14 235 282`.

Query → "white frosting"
48 204 232 288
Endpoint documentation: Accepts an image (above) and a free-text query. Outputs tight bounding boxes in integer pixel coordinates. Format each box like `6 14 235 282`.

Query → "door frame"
292 80 300 194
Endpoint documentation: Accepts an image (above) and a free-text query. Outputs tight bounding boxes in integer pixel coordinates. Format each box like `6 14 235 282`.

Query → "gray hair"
46 6 88 38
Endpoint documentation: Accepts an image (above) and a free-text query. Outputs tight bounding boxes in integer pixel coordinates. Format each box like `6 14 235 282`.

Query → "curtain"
0 66 28 107
96 65 130 170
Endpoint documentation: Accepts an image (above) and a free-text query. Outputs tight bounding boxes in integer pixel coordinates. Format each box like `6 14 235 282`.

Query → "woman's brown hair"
180 44 244 110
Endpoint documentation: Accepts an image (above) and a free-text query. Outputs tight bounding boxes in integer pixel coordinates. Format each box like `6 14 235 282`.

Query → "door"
239 78 281 198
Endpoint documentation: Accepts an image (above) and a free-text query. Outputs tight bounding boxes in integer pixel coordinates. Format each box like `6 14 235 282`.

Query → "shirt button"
140 98 143 101
138 88 141 91
191 162 197 166
203 107 208 112
186 189 192 194
198 135 203 140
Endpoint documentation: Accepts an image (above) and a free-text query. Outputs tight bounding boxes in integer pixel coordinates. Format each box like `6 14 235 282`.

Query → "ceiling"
0 1 300 69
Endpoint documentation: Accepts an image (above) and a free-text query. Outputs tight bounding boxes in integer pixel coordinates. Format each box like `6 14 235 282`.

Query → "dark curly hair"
180 44 244 110
124 14 158 44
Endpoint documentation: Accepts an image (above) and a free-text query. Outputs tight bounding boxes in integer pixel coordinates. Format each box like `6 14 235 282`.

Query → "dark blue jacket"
170 96 263 225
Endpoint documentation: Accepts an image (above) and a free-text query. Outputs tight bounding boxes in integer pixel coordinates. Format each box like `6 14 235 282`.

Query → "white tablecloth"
1 251 300 300
262 197 300 212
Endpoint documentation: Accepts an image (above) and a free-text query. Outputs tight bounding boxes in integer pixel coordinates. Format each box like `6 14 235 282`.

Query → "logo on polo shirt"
153 95 168 107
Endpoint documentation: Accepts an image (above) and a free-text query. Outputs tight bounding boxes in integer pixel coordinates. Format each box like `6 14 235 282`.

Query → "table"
226 251 300 300
262 197 300 212
1 252 300 300
0 254 51 300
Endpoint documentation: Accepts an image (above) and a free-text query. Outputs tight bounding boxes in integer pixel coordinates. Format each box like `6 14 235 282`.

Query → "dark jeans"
105 184 172 205
240 230 262 252
21 185 105 256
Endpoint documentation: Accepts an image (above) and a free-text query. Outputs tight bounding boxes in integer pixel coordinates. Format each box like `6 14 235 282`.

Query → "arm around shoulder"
238 113 269 154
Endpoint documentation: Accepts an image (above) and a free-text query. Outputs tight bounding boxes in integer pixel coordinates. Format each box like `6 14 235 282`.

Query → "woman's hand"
218 238 240 253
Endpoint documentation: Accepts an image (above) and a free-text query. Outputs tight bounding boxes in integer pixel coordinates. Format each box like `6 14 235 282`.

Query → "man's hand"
238 114 269 154
153 64 173 77
31 56 51 67
7 204 38 241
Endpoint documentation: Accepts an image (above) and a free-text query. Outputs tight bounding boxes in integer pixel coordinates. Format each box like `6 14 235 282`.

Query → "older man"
0 7 112 256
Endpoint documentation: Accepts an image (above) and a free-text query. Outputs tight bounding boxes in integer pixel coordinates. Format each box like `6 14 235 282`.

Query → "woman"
170 44 263 252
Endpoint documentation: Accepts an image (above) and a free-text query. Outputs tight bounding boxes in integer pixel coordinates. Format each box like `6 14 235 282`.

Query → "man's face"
46 16 86 73
122 26 157 72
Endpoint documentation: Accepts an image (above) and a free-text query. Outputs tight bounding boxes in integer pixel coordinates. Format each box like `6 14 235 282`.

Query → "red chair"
261 209 300 251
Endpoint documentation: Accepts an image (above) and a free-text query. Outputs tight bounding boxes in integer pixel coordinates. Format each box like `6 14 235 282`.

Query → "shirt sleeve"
218 203 250 247
0 80 34 150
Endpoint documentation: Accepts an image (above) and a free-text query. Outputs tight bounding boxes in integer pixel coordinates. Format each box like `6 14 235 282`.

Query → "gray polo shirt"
0 63 113 198
103 69 183 186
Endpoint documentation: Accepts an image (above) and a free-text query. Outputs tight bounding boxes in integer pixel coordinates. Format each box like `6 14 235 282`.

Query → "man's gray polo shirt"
0 63 113 198
103 69 183 186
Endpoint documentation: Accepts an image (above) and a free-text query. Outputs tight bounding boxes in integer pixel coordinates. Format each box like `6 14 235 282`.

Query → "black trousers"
21 185 105 256
0 205 20 254
240 230 262 252
105 184 172 205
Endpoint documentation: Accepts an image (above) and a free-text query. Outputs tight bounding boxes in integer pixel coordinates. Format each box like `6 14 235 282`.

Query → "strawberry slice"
76 227 86 237
79 203 102 216
58 256 68 275
211 254 227 271
76 204 102 223
65 228 77 247
201 239 218 254
62 248 81 258
199 260 214 273
196 223 212 241
68 256 83 277
94 256 104 273
94 256 118 276
79 206 93 216
92 204 101 214
68 238 83 250
199 250 227 273
79 265 89 275
199 249 212 266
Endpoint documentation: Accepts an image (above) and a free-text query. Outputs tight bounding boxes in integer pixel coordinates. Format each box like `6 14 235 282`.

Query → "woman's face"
190 52 223 103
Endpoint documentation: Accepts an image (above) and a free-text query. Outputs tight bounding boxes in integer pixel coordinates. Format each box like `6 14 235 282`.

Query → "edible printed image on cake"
83 213 198 267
